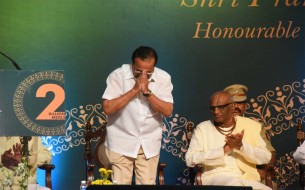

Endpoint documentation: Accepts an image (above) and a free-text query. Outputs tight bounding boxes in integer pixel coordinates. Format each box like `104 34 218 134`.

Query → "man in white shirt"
185 91 271 190
102 46 174 184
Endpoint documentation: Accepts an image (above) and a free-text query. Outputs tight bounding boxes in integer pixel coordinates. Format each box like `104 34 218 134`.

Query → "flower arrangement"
91 168 113 185
0 156 30 190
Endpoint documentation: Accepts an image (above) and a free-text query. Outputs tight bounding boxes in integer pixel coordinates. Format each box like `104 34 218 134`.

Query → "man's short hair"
131 46 158 65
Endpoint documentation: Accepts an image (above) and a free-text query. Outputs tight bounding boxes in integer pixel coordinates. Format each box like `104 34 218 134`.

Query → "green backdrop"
0 0 304 189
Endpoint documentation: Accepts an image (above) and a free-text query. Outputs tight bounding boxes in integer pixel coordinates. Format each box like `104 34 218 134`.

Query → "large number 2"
36 83 65 120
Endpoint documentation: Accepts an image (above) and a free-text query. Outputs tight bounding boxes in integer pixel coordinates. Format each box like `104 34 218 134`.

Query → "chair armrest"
38 164 55 189
256 163 275 189
158 162 167 185
195 164 203 185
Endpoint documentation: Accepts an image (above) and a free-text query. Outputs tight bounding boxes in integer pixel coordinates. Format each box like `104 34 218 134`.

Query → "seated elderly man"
0 136 52 190
185 91 272 190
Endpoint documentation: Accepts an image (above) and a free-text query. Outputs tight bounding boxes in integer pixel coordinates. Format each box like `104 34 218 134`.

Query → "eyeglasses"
209 103 233 112
133 70 154 76
133 67 154 79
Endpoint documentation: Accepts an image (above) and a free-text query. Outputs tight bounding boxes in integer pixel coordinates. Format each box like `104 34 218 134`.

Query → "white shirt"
102 64 173 158
294 141 305 165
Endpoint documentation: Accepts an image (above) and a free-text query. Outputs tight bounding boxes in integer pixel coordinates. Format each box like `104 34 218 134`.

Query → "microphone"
0 51 22 70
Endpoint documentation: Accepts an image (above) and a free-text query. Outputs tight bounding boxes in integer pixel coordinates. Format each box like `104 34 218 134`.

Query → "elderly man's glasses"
209 103 233 112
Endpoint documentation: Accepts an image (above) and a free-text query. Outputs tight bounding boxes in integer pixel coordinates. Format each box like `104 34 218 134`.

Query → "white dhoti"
202 153 272 190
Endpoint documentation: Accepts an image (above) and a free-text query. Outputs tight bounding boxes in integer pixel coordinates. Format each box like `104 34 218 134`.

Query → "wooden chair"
186 123 276 189
296 121 305 190
38 164 55 189
84 121 166 185
85 121 108 185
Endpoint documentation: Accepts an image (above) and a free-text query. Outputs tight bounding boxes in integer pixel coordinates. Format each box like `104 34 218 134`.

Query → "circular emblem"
13 71 65 135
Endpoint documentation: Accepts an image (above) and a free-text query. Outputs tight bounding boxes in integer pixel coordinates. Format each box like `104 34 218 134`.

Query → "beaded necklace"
215 118 236 135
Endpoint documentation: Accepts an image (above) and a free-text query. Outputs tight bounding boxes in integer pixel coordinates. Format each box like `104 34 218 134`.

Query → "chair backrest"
297 121 304 146
85 121 107 184
186 123 193 145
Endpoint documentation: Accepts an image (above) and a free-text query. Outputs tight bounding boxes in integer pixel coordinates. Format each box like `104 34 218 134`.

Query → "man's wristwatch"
143 89 152 97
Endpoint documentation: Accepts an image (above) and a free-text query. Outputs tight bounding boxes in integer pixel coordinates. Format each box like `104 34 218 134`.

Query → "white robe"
185 116 272 190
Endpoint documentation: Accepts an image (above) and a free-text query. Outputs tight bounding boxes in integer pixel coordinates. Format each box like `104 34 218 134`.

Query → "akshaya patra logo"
13 71 66 136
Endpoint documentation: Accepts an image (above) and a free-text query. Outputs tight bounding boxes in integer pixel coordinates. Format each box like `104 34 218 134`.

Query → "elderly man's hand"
12 143 22 163
225 130 244 150
1 149 21 170
224 143 233 154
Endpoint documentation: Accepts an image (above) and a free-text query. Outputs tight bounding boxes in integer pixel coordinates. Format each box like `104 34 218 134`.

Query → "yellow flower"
99 168 113 180
90 168 113 185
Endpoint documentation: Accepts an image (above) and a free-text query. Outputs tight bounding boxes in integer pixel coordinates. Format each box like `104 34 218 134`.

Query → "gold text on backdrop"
181 0 305 7
193 21 300 39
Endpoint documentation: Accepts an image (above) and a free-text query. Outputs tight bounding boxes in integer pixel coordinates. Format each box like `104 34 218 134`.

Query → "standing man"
102 46 174 184
224 84 277 189
186 91 271 190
